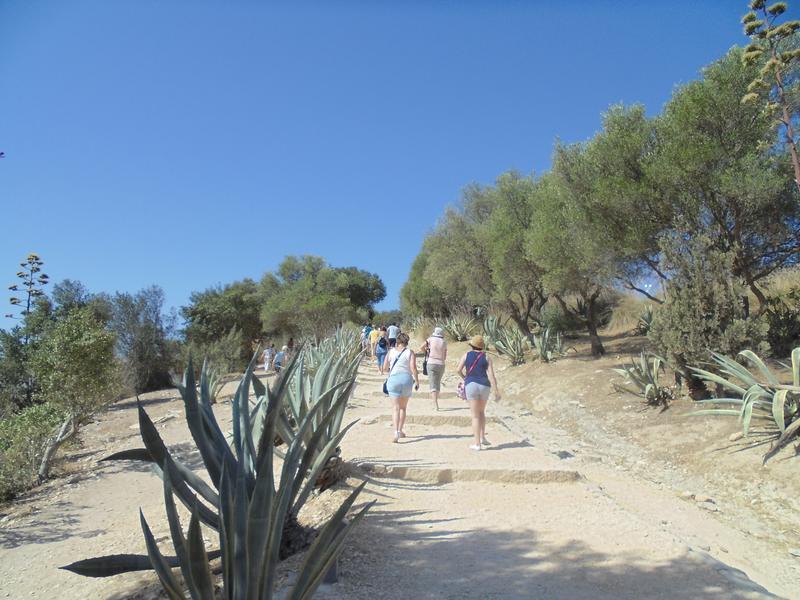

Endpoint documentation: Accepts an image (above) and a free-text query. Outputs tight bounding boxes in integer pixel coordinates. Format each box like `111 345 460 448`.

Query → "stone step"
373 413 500 427
353 462 580 485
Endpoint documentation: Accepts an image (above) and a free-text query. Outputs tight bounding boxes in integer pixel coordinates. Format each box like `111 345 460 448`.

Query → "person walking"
374 327 389 372
387 322 400 348
457 335 501 451
368 325 381 362
421 326 447 411
273 345 288 374
262 343 276 372
382 332 419 443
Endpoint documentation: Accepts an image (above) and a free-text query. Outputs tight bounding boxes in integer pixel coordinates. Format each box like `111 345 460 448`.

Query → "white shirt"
387 325 400 339
385 348 412 375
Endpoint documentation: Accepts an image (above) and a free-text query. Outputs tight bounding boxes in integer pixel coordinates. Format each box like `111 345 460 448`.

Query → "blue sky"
1 1 747 328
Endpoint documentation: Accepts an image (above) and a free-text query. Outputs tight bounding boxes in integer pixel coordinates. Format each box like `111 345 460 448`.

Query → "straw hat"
468 335 485 350
432 327 444 337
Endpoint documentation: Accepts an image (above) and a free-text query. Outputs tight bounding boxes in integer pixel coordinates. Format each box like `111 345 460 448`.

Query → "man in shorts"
387 322 400 348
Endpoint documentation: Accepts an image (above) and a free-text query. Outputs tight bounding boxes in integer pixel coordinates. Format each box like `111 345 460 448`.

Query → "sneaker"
481 437 491 446
469 444 482 451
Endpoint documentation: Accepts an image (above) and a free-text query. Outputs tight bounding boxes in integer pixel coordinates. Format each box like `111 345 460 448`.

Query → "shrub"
765 289 800 358
182 326 245 375
649 235 768 391
0 403 63 500
539 301 583 333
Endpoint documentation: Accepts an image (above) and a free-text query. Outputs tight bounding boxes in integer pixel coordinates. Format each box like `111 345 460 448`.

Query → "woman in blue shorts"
381 332 419 443
457 335 501 451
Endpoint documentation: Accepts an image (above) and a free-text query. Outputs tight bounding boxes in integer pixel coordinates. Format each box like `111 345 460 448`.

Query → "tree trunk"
38 415 76 483
586 318 605 357
585 291 606 357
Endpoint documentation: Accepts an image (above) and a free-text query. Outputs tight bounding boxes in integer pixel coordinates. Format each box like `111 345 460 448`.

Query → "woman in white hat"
457 335 501 451
420 326 447 411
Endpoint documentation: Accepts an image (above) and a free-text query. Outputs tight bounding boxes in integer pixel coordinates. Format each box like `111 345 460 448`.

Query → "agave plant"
689 348 800 463
635 305 655 335
612 351 673 407
63 347 366 584
532 327 574 363
482 314 504 344
496 330 529 366
442 312 477 342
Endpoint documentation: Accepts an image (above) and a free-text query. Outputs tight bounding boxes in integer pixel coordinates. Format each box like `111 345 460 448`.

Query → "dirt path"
0 354 795 599
321 361 792 599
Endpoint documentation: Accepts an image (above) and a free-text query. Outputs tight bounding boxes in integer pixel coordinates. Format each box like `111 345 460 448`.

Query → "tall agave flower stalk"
62 349 371 594
690 348 800 463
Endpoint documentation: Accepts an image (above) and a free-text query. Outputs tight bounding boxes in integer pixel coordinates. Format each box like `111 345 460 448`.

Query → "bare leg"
397 397 409 435
470 399 488 447
392 397 401 440
431 390 440 411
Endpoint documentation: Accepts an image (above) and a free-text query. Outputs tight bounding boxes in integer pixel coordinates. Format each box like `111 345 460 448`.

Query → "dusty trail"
323 359 792 599
0 353 795 599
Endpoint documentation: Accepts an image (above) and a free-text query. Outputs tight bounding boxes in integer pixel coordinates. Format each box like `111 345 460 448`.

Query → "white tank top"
387 348 412 375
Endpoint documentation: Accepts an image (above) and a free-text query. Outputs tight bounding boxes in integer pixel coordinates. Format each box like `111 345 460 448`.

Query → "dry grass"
761 266 800 300
604 293 658 336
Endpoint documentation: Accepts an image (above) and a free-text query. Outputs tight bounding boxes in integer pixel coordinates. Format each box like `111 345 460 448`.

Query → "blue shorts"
465 382 491 401
376 352 387 368
386 373 414 398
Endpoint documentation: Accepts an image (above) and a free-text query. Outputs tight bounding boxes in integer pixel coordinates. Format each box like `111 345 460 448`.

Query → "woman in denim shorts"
457 335 501 451
382 332 419 443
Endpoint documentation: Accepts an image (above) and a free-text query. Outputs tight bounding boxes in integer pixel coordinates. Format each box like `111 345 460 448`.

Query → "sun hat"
468 335 485 350
282 345 289 352
432 327 444 337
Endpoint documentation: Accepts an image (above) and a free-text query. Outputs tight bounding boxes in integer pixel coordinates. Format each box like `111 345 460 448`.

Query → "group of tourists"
261 336 294 373
378 326 501 451
360 322 401 371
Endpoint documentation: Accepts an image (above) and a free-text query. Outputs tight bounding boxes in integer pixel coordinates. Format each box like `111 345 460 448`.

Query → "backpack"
377 337 388 349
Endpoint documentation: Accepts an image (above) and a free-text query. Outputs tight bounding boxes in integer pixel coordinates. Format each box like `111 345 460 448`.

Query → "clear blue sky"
1 1 747 328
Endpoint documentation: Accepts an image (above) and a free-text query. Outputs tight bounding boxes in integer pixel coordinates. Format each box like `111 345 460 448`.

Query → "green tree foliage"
525 174 615 356
403 47 799 364
551 105 669 301
110 286 176 394
31 307 120 480
400 239 455 317
260 256 385 337
741 0 800 190
181 279 262 366
481 172 549 336
651 48 800 316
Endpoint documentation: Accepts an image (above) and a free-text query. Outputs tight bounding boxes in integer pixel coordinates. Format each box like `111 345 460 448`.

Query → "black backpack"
377 337 388 349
